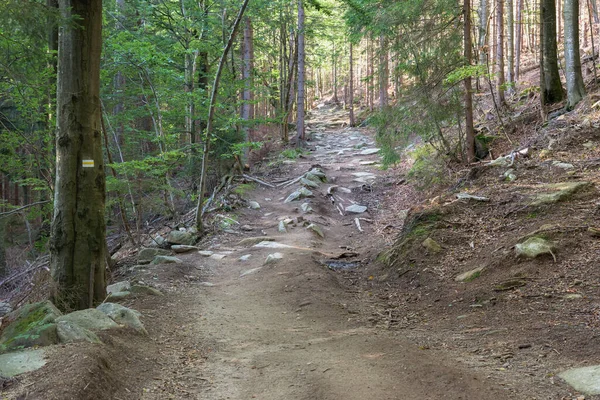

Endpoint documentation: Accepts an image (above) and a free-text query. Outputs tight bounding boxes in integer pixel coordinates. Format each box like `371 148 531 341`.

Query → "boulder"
0 301 12 318
138 247 170 264
166 230 198 246
107 281 130 294
171 245 198 253
0 349 46 377
455 266 485 282
422 237 442 253
0 301 62 353
515 237 556 260
56 309 119 332
56 320 102 344
530 182 592 206
559 365 600 395
97 303 147 335
150 255 183 265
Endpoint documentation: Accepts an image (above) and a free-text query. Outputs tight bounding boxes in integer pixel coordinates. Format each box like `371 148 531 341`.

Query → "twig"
354 218 363 232
0 201 51 218
242 174 275 188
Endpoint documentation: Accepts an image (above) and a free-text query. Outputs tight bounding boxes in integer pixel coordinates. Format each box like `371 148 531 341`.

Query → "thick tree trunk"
465 0 476 163
479 0 489 65
564 0 587 108
496 0 507 104
349 41 355 127
51 0 106 310
297 0 306 143
541 0 565 103
241 17 254 163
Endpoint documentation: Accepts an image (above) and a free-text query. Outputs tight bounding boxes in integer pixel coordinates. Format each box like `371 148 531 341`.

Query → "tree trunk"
479 0 489 66
564 0 587 108
496 0 507 104
507 0 516 90
465 0 476 163
297 0 306 143
51 0 106 310
378 35 388 110
332 41 339 103
349 41 355 127
541 0 565 103
516 0 524 78
241 16 254 164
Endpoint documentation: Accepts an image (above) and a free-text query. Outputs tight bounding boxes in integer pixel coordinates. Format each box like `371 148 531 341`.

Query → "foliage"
406 144 448 190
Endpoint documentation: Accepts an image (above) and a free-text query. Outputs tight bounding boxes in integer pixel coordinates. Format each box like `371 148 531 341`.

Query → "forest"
0 0 599 398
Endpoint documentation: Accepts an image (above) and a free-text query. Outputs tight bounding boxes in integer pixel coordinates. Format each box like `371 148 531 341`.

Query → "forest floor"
4 103 599 400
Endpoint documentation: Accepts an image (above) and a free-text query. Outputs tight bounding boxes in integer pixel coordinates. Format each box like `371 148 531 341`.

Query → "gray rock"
456 193 489 202
248 201 261 209
515 237 556 260
265 253 283 264
171 245 198 253
530 182 592 206
284 187 314 203
359 161 378 165
455 266 485 282
300 177 320 188
301 203 313 213
559 365 600 394
351 172 376 178
308 168 327 181
149 235 166 247
552 161 574 169
166 230 198 246
359 148 380 155
278 221 287 233
56 321 102 344
0 301 12 318
0 301 62 353
138 247 171 264
504 169 517 182
198 250 214 257
240 267 262 277
254 241 294 249
345 204 367 214
489 155 512 167
422 237 442 253
306 223 324 238
210 253 227 260
107 281 130 294
0 349 46 377
240 225 254 231
97 303 147 335
199 282 215 287
107 291 132 301
239 254 251 261
151 255 183 265
56 309 119 332
130 285 163 296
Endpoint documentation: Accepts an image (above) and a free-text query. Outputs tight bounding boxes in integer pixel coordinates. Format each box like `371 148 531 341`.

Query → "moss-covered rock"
138 247 171 264
515 237 557 260
529 182 592 206
166 230 198 246
0 301 62 353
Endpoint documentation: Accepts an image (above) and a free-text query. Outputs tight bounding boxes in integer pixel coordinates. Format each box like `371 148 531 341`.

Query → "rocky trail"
3 106 597 399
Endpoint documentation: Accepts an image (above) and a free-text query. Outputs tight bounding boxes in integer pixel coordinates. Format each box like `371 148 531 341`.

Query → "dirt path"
138 108 514 400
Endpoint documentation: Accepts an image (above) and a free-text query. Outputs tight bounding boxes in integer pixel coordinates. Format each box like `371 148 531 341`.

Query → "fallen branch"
242 174 275 188
354 218 363 232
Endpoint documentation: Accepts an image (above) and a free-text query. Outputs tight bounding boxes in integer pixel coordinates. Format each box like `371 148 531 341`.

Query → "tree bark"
564 0 587 108
540 0 565 103
515 0 524 78
241 16 254 164
349 41 355 127
507 0 516 90
378 35 388 110
479 0 489 66
465 0 476 163
51 0 106 310
496 0 507 104
297 0 306 143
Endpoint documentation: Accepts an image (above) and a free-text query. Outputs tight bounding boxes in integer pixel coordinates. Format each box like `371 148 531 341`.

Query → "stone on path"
559 365 600 395
239 254 252 261
300 177 320 188
265 253 283 264
237 237 277 246
456 193 490 202
130 285 163 296
97 303 147 335
552 161 574 169
284 187 314 203
138 247 170 264
306 223 324 238
278 221 287 233
248 201 261 209
301 203 313 213
345 204 367 214
352 172 376 178
530 181 591 206
210 253 227 260
107 281 130 294
56 321 102 344
198 250 214 257
240 267 262 277
455 266 485 282
166 230 197 246
0 349 46 377
359 148 380 156
359 161 378 166
422 237 442 253
515 237 556 260
254 241 294 249
56 309 119 332
172 245 198 253
151 255 183 265
199 282 215 287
